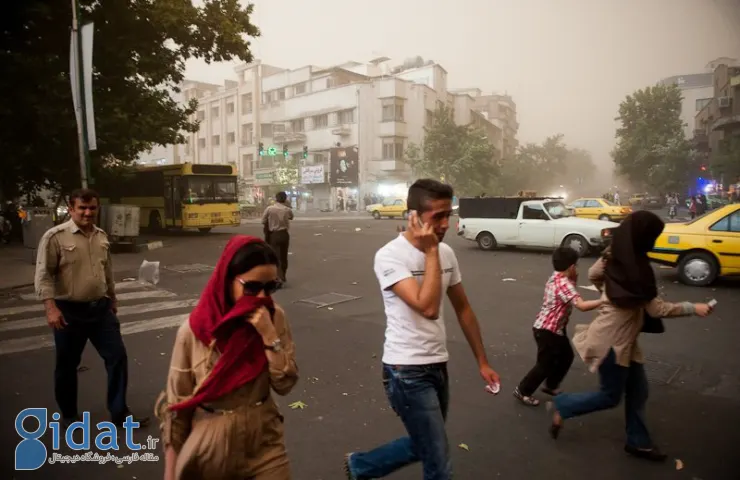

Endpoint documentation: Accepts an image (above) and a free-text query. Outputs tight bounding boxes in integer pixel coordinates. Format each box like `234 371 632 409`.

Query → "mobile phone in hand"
708 299 717 308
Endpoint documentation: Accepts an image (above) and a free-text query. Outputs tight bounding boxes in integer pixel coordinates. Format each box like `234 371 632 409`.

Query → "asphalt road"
1 217 738 480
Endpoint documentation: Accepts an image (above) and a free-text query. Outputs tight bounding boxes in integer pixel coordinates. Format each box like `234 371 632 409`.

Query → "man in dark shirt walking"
262 191 294 284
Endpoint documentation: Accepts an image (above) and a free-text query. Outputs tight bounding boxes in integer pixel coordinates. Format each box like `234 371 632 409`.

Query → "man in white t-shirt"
344 179 501 480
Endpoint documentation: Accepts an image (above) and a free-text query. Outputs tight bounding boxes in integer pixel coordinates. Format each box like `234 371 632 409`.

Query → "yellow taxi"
569 197 632 222
649 204 740 286
367 198 408 219
629 193 648 206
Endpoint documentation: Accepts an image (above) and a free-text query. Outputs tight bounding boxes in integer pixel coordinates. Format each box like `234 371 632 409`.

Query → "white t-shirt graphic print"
374 234 462 365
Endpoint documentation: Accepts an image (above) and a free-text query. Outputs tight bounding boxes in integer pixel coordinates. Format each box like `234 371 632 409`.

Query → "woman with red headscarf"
155 236 298 479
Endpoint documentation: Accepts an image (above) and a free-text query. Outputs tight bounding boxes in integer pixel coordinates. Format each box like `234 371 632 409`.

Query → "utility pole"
71 0 90 188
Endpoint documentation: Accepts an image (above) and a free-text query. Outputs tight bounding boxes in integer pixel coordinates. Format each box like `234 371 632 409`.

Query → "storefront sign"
254 171 275 186
301 165 325 184
329 146 359 187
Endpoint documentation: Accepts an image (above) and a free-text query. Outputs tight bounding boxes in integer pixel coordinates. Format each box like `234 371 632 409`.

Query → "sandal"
513 387 540 406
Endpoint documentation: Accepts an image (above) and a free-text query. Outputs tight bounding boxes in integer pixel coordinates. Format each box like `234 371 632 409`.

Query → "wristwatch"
265 338 283 352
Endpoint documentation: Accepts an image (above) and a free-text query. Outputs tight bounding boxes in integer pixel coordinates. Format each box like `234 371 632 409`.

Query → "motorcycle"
668 204 677 219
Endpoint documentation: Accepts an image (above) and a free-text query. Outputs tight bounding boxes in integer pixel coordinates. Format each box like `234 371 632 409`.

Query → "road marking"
0 314 189 356
0 299 198 333
16 281 155 301
0 290 177 317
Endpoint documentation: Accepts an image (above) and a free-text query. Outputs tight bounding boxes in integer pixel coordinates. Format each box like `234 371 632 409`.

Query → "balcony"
331 125 352 136
273 129 306 143
711 114 740 133
691 130 710 152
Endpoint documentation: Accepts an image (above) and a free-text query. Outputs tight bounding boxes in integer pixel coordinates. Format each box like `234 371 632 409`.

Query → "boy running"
513 247 602 406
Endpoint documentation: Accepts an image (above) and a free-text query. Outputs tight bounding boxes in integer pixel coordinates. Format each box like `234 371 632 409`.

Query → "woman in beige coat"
550 211 713 462
156 236 298 479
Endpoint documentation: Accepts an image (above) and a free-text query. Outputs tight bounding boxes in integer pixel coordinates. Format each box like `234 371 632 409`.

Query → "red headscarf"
170 235 274 411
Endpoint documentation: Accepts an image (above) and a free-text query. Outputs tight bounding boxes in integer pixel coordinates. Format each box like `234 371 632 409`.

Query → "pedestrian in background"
156 236 298 480
549 211 714 461
34 188 148 428
513 247 602 407
344 179 500 480
261 191 293 285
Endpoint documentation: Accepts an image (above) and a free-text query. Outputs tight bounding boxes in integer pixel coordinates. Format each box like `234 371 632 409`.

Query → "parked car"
569 197 632 222
648 204 740 286
367 198 408 219
457 196 618 256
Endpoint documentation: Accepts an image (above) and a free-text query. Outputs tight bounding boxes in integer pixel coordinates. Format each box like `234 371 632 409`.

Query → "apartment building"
693 62 740 174
450 89 519 158
157 57 504 211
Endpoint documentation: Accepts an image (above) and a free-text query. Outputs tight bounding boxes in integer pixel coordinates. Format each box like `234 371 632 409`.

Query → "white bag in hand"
138 260 160 285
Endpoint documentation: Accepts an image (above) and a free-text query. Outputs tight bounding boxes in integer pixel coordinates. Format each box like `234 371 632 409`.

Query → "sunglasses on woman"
238 278 280 296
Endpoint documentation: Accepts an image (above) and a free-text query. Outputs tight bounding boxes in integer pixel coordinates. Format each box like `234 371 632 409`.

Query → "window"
337 108 355 124
696 98 712 112
294 83 306 95
585 200 601 208
312 114 328 129
226 102 235 115
198 138 206 149
262 92 271 104
212 135 220 147
184 139 191 155
522 204 548 220
277 89 286 101
184 176 237 203
273 123 285 135
394 199 404 206
196 110 205 121
227 132 236 145
241 124 253 145
381 98 405 122
425 109 434 127
710 211 740 232
291 119 305 132
313 153 327 166
211 106 220 118
261 123 273 137
382 137 405 160
242 154 253 176
241 93 252 113
571 200 585 208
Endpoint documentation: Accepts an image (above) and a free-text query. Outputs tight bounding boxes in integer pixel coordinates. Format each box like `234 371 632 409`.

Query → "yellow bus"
101 163 240 233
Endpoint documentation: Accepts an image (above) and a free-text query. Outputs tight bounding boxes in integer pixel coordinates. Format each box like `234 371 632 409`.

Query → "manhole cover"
644 358 681 385
297 293 361 308
165 264 214 274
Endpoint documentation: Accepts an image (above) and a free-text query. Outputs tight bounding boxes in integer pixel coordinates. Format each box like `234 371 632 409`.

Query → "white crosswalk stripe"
0 281 195 356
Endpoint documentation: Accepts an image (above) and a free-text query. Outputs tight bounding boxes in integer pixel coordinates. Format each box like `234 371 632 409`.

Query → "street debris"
355 227 362 232
314 233 322 236
138 260 160 285
458 443 470 451
289 401 307 410
502 278 516 282
675 458 684 470
579 285 599 292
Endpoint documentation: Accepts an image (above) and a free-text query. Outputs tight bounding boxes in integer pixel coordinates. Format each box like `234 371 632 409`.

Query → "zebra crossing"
0 280 197 356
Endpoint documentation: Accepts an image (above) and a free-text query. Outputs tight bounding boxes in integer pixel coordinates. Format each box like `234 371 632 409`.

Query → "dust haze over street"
1 218 738 479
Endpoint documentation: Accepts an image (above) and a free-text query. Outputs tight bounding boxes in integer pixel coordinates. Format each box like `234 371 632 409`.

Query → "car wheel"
598 214 611 221
402 210 409 220
677 252 718 287
563 234 589 257
372 210 381 219
476 232 497 251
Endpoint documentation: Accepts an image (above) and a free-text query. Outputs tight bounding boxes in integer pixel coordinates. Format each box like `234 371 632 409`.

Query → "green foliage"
612 83 692 192
0 0 260 199
497 135 597 194
404 106 499 196
709 135 740 183
275 157 300 187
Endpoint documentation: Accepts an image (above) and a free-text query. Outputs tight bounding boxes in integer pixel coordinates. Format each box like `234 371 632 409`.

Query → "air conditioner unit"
718 96 732 108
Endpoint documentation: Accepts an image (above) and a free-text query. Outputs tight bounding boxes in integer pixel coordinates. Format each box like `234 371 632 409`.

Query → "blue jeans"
348 363 451 480
53 299 129 422
553 349 652 449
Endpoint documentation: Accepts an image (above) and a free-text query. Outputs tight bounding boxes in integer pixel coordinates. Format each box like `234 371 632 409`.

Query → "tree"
612 83 692 192
404 106 498 196
275 156 300 188
709 135 740 184
0 0 260 199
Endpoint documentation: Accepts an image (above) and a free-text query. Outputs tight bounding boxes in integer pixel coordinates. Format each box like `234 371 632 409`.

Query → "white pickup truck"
456 197 619 256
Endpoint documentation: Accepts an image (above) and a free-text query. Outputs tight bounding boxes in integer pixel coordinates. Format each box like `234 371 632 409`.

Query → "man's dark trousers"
53 298 129 422
269 230 290 282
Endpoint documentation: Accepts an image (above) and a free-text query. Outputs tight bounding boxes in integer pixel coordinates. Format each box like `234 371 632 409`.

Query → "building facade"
449 88 519 158
660 73 715 139
143 58 505 211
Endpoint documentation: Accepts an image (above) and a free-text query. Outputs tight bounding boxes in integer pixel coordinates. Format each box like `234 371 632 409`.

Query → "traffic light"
258 142 264 156
700 164 707 171
303 145 308 159
283 145 289 158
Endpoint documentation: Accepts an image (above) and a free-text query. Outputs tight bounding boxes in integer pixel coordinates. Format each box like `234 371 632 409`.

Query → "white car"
457 199 618 256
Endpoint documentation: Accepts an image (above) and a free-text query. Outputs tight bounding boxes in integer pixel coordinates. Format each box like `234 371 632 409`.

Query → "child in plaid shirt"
513 247 603 406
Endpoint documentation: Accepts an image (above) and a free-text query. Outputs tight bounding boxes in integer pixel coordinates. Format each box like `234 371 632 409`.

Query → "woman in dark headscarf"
549 211 713 461
156 235 298 479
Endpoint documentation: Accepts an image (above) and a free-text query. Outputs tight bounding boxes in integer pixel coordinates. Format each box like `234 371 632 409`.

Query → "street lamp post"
71 0 90 188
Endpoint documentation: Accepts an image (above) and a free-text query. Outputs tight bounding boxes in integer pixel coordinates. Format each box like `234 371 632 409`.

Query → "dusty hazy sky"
185 0 740 169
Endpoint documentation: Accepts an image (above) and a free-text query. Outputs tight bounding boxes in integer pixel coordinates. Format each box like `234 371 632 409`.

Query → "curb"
134 241 164 253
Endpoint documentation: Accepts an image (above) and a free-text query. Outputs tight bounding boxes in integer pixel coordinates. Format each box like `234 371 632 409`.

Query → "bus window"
186 177 214 203
214 177 237 202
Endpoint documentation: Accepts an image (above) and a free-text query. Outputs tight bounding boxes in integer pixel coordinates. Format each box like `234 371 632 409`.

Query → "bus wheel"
198 227 212 233
149 211 162 232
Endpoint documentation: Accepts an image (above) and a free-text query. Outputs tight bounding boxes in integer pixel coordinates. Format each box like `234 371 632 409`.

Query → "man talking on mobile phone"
343 179 500 480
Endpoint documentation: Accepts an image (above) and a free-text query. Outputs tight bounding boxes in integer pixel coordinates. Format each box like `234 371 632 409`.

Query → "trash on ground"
502 278 516 282
458 443 470 451
675 458 684 470
355 227 362 232
579 285 599 292
289 401 307 410
138 260 160 285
